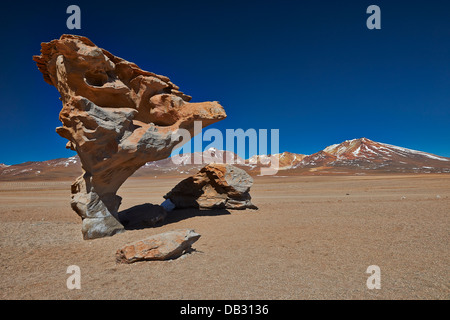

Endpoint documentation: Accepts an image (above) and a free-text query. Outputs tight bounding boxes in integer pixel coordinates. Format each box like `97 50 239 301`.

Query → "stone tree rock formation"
33 35 226 239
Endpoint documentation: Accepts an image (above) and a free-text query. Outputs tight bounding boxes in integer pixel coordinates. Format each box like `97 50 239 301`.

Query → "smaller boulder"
116 229 200 263
164 164 257 210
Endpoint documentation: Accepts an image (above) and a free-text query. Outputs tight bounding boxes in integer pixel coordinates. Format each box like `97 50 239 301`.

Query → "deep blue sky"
0 0 449 164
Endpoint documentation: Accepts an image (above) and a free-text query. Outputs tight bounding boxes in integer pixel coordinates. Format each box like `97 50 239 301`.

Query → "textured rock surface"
116 229 201 263
33 35 226 239
164 164 257 210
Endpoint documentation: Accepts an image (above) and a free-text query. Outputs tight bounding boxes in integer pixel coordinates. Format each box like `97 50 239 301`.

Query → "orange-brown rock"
116 229 201 263
164 164 257 210
33 35 226 239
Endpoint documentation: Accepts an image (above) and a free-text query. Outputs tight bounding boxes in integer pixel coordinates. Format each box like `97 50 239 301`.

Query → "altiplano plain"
0 174 448 299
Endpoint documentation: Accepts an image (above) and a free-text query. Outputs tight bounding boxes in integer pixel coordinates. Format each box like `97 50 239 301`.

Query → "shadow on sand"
117 203 230 230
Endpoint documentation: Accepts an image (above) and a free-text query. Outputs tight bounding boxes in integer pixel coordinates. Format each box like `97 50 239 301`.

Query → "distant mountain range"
290 137 450 174
1 138 449 180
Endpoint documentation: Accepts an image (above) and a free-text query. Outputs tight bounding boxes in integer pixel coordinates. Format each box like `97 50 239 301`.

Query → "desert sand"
0 174 448 300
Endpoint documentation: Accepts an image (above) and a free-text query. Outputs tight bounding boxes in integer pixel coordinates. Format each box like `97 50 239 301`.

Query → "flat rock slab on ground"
116 229 201 263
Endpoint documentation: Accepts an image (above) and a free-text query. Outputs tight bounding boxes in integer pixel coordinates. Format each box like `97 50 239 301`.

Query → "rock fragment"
164 164 257 210
116 229 201 263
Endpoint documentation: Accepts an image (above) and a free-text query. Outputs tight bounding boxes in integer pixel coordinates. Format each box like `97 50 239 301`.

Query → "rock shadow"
117 203 230 230
164 207 231 225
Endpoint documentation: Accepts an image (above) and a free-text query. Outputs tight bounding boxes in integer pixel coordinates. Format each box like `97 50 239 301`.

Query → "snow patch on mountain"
382 144 450 161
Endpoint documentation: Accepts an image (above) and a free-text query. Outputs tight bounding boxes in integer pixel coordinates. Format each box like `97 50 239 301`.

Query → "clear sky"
0 0 449 164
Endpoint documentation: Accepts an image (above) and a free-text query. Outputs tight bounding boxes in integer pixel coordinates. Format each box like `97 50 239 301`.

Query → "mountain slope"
294 138 450 173
0 156 82 181
247 152 306 169
1 138 449 180
134 148 245 177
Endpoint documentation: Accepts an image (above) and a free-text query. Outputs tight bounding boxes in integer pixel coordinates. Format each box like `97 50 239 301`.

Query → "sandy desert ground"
0 174 449 300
